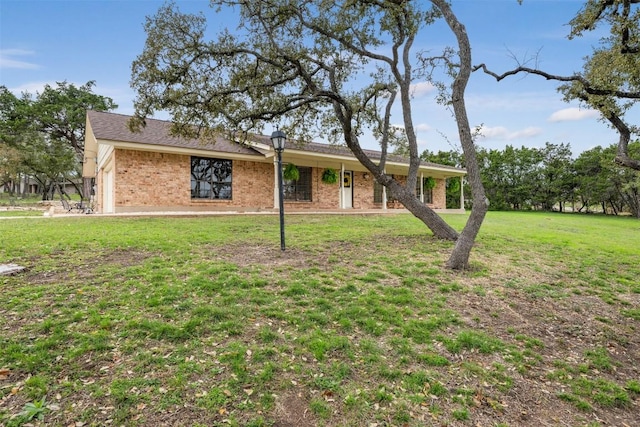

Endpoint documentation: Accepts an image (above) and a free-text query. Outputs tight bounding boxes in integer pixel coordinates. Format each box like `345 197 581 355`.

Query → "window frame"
283 165 312 201
190 156 233 200
374 180 383 203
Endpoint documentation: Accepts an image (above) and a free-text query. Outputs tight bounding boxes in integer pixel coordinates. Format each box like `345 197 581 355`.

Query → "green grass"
0 212 638 426
0 209 45 217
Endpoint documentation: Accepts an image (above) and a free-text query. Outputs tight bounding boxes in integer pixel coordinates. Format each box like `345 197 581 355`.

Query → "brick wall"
106 149 450 212
353 171 376 209
113 149 274 210
349 172 446 210
283 167 340 210
115 150 188 207
431 179 446 209
111 149 345 211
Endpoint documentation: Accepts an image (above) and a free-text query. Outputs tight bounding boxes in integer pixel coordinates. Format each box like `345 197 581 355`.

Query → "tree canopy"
130 0 489 269
0 81 117 199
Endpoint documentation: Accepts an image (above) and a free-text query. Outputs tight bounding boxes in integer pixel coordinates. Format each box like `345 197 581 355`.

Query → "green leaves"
0 81 116 199
18 396 50 421
130 0 434 145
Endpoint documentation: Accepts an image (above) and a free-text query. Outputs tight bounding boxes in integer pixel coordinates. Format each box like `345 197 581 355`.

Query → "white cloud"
510 126 544 139
410 82 435 98
415 123 432 132
0 49 39 70
7 81 52 95
478 124 542 140
548 107 600 122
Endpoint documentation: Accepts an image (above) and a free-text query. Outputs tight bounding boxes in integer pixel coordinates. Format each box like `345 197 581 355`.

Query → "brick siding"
353 171 376 209
113 149 275 210
283 167 340 210
431 179 446 209
103 148 448 212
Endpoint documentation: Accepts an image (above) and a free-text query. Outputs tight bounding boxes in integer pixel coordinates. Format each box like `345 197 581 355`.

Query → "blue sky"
1 0 637 156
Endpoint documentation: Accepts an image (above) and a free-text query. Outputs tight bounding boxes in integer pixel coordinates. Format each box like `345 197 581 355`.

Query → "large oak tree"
0 82 117 199
130 0 489 269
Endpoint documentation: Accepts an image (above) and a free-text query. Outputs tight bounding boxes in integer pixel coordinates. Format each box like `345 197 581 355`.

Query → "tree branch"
472 64 640 99
475 63 640 171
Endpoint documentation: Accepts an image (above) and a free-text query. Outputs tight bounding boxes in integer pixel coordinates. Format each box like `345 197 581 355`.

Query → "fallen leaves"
322 390 335 402
0 368 10 380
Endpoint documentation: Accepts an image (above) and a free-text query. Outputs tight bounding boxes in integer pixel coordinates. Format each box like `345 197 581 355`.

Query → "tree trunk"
43 182 54 201
446 210 483 269
21 174 28 196
82 177 92 201
339 122 460 241
385 180 459 240
434 0 489 269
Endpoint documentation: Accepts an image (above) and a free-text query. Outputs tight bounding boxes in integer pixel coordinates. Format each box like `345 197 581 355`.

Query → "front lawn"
1 212 638 426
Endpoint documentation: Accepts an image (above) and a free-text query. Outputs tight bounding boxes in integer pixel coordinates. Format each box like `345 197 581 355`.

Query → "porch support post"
419 172 424 203
340 163 345 209
382 168 387 210
459 176 465 211
273 158 280 209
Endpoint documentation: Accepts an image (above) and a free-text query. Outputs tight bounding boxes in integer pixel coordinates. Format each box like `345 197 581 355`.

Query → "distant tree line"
422 141 640 217
0 81 116 201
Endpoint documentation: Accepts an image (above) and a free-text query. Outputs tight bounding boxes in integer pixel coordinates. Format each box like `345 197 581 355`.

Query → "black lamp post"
271 130 287 251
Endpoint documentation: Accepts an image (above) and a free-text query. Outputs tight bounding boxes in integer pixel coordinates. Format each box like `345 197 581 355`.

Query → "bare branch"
473 64 640 100
474 62 640 171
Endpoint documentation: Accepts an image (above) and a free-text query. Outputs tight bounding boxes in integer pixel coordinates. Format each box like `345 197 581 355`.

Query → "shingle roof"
245 133 465 173
87 111 465 173
292 141 462 170
87 110 262 156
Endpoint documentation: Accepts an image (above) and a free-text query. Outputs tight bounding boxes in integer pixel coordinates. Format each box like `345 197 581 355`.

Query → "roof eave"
98 139 266 162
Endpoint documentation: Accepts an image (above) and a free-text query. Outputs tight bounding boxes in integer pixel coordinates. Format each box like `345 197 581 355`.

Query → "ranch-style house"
82 111 466 214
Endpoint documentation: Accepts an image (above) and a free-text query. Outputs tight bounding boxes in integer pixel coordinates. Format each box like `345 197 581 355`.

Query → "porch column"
382 168 387 210
459 176 465 210
273 158 280 210
419 172 424 203
340 163 345 209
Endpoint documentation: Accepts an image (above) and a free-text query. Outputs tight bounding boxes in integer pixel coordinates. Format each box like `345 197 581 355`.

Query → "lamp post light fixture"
271 130 287 251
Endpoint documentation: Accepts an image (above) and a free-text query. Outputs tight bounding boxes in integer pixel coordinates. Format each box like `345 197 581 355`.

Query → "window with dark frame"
191 157 232 200
374 181 383 203
424 187 433 204
284 166 312 201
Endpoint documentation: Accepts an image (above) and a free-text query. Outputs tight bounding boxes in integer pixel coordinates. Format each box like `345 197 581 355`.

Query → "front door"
103 169 114 213
342 170 353 208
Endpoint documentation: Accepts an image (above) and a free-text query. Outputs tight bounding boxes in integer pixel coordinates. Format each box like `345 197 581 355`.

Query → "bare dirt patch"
273 391 318 427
